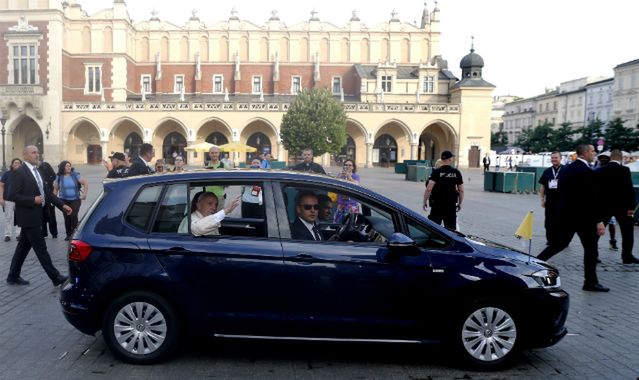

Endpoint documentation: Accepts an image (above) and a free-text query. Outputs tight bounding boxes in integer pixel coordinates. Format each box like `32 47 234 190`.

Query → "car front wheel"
102 291 180 364
455 304 520 369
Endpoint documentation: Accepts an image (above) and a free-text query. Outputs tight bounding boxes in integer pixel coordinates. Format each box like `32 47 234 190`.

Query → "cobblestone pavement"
0 165 637 379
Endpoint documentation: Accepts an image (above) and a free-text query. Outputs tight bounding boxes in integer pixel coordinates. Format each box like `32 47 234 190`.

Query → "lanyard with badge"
548 167 560 189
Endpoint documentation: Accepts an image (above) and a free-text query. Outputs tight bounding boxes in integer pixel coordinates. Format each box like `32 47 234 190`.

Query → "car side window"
405 217 450 248
125 185 162 230
282 184 396 243
182 182 267 238
152 184 189 233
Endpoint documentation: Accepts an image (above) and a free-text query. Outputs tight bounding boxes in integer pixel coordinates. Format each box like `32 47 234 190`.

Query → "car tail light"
69 240 93 262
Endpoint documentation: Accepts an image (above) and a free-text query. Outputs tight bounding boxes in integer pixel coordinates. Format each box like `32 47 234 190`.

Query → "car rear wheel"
102 291 180 364
454 304 520 369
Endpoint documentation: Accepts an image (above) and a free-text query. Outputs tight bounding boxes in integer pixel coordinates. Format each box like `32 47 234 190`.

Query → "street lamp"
0 112 7 173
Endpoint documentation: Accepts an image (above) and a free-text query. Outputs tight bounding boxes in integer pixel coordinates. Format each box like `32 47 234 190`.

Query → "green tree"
603 118 639 151
280 88 347 157
550 122 577 151
491 130 508 147
574 119 603 147
515 127 534 152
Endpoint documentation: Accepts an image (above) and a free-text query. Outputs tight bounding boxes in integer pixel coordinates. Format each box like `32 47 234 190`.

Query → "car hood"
463 234 551 269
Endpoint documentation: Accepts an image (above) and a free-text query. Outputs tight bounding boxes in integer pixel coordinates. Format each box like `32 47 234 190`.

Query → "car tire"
102 291 180 364
452 302 521 370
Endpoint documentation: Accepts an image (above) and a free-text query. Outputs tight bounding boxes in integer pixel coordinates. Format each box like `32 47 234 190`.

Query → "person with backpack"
53 161 88 240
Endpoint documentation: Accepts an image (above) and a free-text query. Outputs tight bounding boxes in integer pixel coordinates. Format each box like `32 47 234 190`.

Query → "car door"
276 181 435 340
147 181 287 336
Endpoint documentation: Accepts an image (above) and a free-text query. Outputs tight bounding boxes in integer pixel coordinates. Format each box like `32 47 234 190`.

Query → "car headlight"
528 269 561 288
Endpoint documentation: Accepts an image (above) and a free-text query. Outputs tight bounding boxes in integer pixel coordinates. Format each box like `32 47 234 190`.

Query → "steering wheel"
334 213 370 242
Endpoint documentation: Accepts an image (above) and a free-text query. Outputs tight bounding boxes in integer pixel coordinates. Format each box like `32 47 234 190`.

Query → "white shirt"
24 161 45 201
299 217 321 240
178 209 226 236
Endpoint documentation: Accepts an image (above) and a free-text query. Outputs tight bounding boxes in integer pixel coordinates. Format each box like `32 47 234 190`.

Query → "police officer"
538 151 563 246
423 150 464 229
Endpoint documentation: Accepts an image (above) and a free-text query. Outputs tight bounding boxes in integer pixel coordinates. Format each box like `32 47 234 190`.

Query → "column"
410 143 418 160
365 143 373 168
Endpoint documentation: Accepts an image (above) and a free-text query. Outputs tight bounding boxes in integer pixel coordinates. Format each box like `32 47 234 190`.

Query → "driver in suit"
290 192 322 240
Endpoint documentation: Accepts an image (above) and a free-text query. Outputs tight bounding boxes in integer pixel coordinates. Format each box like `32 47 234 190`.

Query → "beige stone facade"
0 0 494 168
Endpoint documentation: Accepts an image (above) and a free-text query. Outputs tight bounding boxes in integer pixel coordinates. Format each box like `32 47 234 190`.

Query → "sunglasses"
301 204 319 210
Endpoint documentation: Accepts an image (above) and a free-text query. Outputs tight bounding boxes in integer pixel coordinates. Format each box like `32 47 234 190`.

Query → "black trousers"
62 199 81 237
483 164 489 172
41 203 58 237
428 203 457 230
7 224 61 282
603 213 635 261
538 222 599 285
544 208 562 246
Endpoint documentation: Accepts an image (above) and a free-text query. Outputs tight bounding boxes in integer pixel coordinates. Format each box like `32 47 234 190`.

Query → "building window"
381 75 392 92
291 76 301 94
252 76 262 94
174 75 184 94
213 75 223 93
332 76 342 95
539 104 542 112
141 75 151 94
553 101 557 111
85 64 102 94
422 76 434 93
11 44 38 84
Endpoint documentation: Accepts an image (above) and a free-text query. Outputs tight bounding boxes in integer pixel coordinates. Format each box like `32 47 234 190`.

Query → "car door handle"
167 246 187 252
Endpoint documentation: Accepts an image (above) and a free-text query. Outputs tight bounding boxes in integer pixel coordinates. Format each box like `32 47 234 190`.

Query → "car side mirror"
387 233 416 249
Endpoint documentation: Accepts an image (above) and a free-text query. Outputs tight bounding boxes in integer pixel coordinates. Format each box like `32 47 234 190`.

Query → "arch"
373 119 413 166
81 26 91 53
162 131 187 164
340 37 349 62
179 36 189 61
160 36 169 61
344 119 368 166
10 116 43 159
196 116 233 141
360 38 370 63
152 117 189 138
400 38 410 63
279 37 289 62
219 36 229 61
320 37 329 62
374 119 413 143
123 132 143 159
417 120 459 161
199 36 209 61
240 118 280 162
298 37 309 62
380 38 390 62
205 132 228 146
373 134 398 167
103 26 113 53
66 117 101 164
139 36 150 62
246 131 271 161
239 36 249 61
259 37 269 62
242 117 279 138
110 116 145 136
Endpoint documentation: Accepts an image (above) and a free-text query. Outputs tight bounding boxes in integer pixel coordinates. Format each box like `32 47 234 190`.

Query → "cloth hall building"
0 0 494 167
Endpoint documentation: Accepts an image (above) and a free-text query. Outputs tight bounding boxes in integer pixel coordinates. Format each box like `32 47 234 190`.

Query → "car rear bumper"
60 283 99 336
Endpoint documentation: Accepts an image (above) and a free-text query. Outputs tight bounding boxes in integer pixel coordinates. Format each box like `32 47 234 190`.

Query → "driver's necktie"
312 225 322 241
33 167 45 207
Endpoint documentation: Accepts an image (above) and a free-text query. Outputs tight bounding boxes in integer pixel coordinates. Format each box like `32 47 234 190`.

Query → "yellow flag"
515 211 534 240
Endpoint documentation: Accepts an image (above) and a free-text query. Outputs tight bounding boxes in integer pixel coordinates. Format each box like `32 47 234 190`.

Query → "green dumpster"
518 167 546 193
494 172 517 193
515 172 535 194
269 161 286 169
484 171 496 192
631 172 639 186
395 162 407 174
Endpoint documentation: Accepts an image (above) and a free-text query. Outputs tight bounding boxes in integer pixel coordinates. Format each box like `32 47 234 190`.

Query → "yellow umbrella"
184 141 219 152
218 142 257 153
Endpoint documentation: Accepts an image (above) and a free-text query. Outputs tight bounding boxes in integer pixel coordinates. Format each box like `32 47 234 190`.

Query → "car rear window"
126 185 162 230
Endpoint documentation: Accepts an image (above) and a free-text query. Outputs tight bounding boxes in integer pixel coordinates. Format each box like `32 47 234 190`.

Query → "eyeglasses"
301 204 319 210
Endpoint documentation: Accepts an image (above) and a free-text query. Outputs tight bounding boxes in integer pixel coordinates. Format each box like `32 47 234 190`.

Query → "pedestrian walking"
538 151 563 246
422 151 464 230
595 149 638 264
0 158 22 241
537 144 608 292
495 155 501 171
53 161 88 241
6 145 72 286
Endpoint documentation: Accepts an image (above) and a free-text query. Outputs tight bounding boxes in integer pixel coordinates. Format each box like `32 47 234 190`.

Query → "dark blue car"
60 170 568 368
